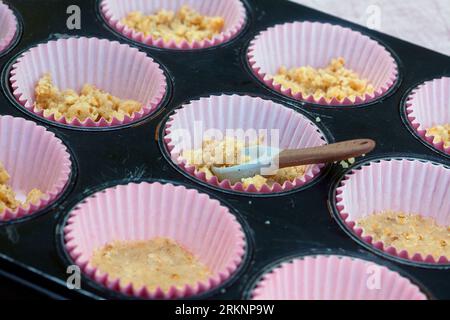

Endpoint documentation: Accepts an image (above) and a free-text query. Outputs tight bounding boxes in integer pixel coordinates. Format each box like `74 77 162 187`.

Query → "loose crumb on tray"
426 124 450 148
272 57 375 102
34 73 143 123
90 237 212 292
356 210 450 260
182 137 307 190
121 5 225 44
339 157 356 169
0 162 43 214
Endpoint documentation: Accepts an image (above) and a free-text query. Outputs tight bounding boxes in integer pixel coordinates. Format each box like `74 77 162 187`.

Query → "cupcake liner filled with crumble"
100 0 246 50
335 158 450 265
248 21 398 106
10 37 167 128
405 77 450 156
0 115 71 222
64 182 246 299
0 1 17 54
251 255 427 300
164 95 328 194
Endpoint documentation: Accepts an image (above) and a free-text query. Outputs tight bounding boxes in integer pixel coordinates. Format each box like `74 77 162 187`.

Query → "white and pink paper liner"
0 115 72 222
248 21 398 106
251 255 427 300
335 158 450 264
64 181 246 299
100 0 246 50
405 77 450 155
0 1 17 54
164 94 327 194
10 37 167 128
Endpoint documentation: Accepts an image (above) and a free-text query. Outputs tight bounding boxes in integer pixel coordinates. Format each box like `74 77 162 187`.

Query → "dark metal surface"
0 0 449 299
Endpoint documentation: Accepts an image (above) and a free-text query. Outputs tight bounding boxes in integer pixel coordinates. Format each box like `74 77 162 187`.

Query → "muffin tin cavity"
332 157 450 268
250 254 427 300
9 37 168 129
403 77 450 157
0 115 72 222
163 94 330 195
0 1 19 56
63 181 248 299
100 0 247 50
247 21 399 107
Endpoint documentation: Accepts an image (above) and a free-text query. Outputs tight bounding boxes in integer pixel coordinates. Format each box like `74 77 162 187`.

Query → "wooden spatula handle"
278 139 376 168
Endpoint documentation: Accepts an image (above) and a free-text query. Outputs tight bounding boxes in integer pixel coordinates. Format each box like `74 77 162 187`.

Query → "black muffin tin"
0 0 449 300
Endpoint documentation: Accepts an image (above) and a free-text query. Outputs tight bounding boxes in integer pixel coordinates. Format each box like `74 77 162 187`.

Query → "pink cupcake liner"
64 181 246 299
164 94 327 194
405 77 450 155
0 115 72 222
251 255 427 300
10 37 167 128
0 1 17 54
335 158 450 265
100 0 246 50
248 21 398 106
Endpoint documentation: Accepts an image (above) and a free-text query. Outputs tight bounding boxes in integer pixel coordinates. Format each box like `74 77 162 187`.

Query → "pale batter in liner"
91 238 212 292
357 210 450 260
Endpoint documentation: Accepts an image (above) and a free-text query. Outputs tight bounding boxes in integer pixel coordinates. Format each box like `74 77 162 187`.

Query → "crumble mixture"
357 210 450 259
426 124 450 148
0 162 43 213
121 5 225 44
182 137 307 190
272 57 375 102
90 238 212 292
34 73 142 123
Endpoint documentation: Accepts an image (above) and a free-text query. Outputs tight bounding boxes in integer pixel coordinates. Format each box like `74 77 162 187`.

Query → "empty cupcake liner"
10 37 167 128
335 158 450 264
405 77 450 155
100 0 246 50
248 21 398 106
64 181 246 299
0 1 17 54
0 115 72 222
164 94 327 194
251 255 427 300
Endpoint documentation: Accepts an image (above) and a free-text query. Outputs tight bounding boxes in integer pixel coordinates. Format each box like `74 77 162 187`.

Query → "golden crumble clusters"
272 57 375 102
0 162 43 214
121 5 225 44
91 238 211 292
426 124 450 148
182 137 307 190
357 211 450 260
34 74 143 123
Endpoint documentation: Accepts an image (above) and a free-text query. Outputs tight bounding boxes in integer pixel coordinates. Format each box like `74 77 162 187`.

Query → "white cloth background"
290 0 450 56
